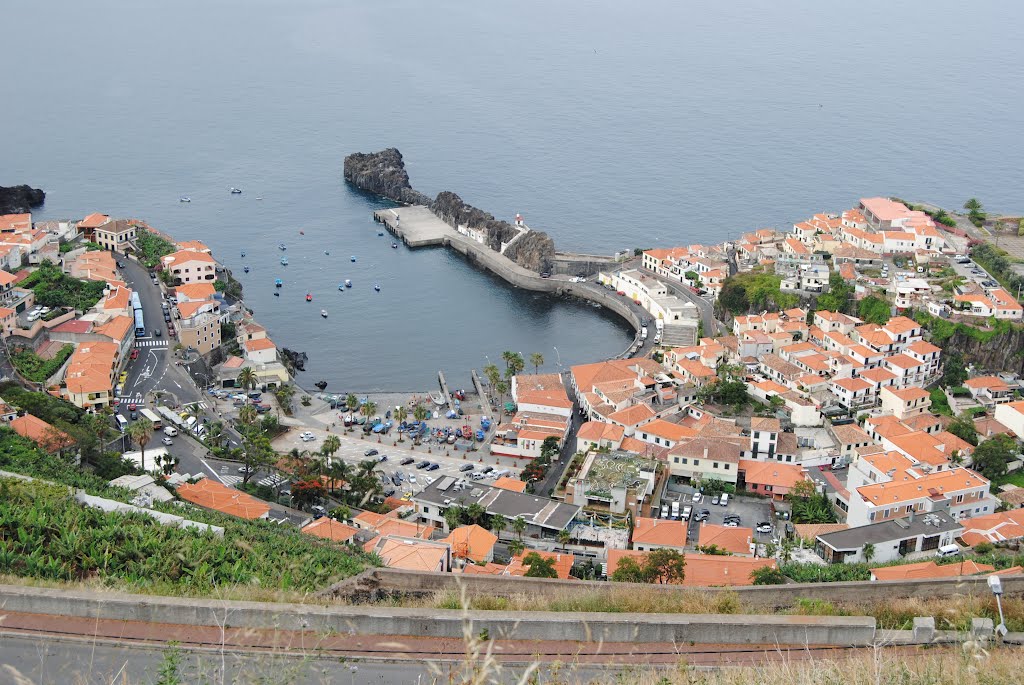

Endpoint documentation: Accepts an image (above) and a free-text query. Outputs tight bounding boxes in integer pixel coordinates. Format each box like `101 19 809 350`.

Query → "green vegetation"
929 388 952 416
521 435 560 487
522 552 559 578
0 477 368 596
10 343 73 382
970 241 1023 293
913 309 1020 344
939 350 969 387
750 566 787 585
20 260 107 311
816 273 853 313
135 230 176 268
718 271 798 315
971 433 1016 482
856 295 891 324
609 549 687 584
214 273 244 301
788 479 837 524
946 413 979 447
964 198 986 227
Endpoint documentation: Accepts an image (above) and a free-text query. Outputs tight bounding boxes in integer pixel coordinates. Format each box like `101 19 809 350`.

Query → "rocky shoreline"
344 148 555 273
0 184 45 215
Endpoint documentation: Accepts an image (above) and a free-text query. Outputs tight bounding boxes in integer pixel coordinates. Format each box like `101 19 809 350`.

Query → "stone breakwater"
344 148 555 273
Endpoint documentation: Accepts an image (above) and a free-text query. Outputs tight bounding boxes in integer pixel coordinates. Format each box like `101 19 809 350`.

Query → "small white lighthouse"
514 213 524 227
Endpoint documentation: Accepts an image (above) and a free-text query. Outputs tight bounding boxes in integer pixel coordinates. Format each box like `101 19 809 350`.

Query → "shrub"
10 344 74 382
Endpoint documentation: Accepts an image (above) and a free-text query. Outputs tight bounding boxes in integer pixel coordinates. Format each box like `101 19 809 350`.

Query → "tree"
394 406 408 441
540 436 560 462
444 506 464 531
507 539 525 557
964 199 986 227
530 353 544 375
465 502 487 526
275 384 296 415
718 280 750 315
972 434 1016 481
790 478 816 500
816 273 853 313
862 542 875 565
490 514 508 538
512 516 527 541
644 549 687 584
240 433 275 485
750 567 787 585
237 367 258 394
290 478 326 510
502 351 525 377
238 404 258 427
126 418 154 472
321 434 341 463
610 556 652 583
483 363 501 388
556 529 571 547
857 295 891 325
494 380 509 416
940 351 969 388
522 552 559 578
412 404 429 423
361 400 378 426
948 414 980 447
780 537 796 563
345 394 359 414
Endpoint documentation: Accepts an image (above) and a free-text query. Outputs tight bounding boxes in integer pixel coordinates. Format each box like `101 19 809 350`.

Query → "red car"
127 403 138 411
168 327 177 338
130 349 139 360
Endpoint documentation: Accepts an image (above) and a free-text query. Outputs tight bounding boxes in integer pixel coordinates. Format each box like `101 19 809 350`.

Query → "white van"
660 503 670 518
163 426 178 437
719 493 730 507
671 501 680 519
935 544 961 558
681 505 692 521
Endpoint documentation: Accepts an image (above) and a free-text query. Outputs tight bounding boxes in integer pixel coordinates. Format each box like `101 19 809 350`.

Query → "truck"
139 408 162 429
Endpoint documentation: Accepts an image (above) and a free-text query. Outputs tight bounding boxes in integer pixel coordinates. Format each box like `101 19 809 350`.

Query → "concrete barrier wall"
0 584 874 646
330 568 1024 611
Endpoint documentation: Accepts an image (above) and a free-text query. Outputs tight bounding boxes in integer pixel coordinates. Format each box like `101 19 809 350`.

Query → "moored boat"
321 309 328 318
350 256 356 262
280 256 288 265
179 196 191 203
391 242 398 249
230 187 242 194
344 279 352 288
306 292 313 302
275 278 283 287
373 283 381 292
279 243 286 250
243 266 249 273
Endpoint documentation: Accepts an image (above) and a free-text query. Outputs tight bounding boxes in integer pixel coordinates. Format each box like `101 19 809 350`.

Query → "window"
423 507 430 514
724 464 730 470
693 459 700 466
681 458 688 464
713 462 719 469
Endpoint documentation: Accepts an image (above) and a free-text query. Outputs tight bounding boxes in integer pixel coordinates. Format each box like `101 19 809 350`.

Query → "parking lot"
661 487 778 545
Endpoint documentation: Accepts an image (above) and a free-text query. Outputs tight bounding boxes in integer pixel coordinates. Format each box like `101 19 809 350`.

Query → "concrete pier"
373 205 644 350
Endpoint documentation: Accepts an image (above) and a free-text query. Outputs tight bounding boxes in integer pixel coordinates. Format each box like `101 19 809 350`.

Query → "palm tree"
321 434 341 464
501 351 517 374
494 380 509 418
483 363 501 388
530 353 544 374
964 198 982 212
126 418 154 472
413 404 429 422
509 353 525 376
275 384 296 414
444 506 463 531
361 400 377 426
465 502 486 525
238 404 258 428
237 367 258 394
512 516 527 541
490 514 508 539
394 406 408 441
508 539 525 557
557 529 571 547
205 420 224 448
346 393 359 414
862 543 876 565
186 402 204 427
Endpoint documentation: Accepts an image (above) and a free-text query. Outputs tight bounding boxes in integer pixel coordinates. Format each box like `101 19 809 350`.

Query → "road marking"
173 381 182 389
219 474 242 486
201 458 228 484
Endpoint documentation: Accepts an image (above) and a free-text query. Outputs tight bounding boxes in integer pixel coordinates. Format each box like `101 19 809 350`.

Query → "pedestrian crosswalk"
220 474 242 486
258 473 287 488
135 340 169 348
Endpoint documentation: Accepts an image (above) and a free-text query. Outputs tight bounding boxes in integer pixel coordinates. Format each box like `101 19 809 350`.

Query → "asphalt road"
639 265 725 337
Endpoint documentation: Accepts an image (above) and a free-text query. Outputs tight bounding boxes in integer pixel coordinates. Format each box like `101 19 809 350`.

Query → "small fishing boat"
306 292 313 302
273 291 280 297
429 391 446 406
350 256 356 262
280 256 288 266
377 231 384 237
256 197 263 201
324 250 330 255
278 243 286 250
373 283 381 292
320 309 328 318
299 230 305 235
179 196 191 203
391 242 398 249
337 283 345 291
344 279 352 288
241 250 246 257
275 278 283 287
243 266 249 273
230 187 242 194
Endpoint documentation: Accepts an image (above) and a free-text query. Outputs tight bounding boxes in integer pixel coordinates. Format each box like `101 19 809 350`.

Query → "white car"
161 436 173 446
408 474 417 484
691 492 702 503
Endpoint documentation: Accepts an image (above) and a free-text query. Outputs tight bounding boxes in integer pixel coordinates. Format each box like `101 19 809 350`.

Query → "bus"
115 414 128 433
139 408 162 429
131 292 145 337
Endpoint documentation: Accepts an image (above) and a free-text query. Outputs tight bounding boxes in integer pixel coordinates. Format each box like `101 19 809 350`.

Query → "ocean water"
4 0 1023 389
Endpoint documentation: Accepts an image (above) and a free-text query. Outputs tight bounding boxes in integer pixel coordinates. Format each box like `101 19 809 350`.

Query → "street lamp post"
988 575 1008 638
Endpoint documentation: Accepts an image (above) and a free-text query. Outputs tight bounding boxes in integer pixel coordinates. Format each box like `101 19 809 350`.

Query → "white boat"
344 279 352 288
374 283 381 292
230 187 242 194
321 309 328 318
429 391 446 406
280 256 288 266
179 197 191 203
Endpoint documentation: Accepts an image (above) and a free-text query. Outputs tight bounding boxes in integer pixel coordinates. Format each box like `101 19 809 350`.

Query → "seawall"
374 206 643 354
0 583 875 646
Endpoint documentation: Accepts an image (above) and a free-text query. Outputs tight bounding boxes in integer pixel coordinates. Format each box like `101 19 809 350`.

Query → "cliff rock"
946 327 1024 376
280 348 308 373
0 185 45 214
343 149 556 273
343 148 433 206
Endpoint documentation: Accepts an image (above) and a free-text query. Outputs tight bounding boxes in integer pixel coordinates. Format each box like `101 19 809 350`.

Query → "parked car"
691 492 702 503
711 495 720 506
415 460 430 469
238 465 254 474
459 464 474 472
378 454 388 462
481 466 494 474
695 509 710 522
130 349 139 360
719 492 730 506
427 463 440 471
400 457 415 466
756 522 772 534
364 449 379 457
153 329 161 337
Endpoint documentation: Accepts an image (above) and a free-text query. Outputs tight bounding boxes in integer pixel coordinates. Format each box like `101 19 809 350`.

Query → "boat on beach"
429 391 446 406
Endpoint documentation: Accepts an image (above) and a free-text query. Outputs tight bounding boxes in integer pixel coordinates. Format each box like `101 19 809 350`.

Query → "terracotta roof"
373 537 449 572
965 376 1010 391
175 240 210 252
960 509 1024 547
9 414 74 452
353 510 432 539
507 550 575 579
175 283 217 300
244 337 277 352
640 419 698 442
871 560 994 581
78 213 110 229
697 523 753 555
177 478 270 519
632 517 687 548
442 524 497 563
738 459 805 490
794 523 848 540
606 549 775 587
93 315 133 343
177 299 218 319
883 386 931 402
577 421 625 443
301 517 359 543
163 249 215 265
857 467 989 507
607 403 656 427
0 270 18 287
492 477 527 493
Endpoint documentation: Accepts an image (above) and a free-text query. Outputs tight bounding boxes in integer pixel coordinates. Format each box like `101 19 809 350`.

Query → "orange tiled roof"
492 477 527 493
175 283 217 300
507 550 575 579
302 517 359 543
632 517 687 548
442 524 497 563
9 414 74 452
697 523 753 555
738 459 805 490
872 560 994 581
607 549 775 586
177 478 270 519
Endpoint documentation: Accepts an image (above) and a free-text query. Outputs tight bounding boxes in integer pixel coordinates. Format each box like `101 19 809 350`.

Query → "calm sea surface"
4 1 1023 390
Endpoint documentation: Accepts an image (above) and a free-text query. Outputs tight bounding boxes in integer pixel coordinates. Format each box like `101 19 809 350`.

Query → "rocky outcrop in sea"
0 185 45 214
343 149 555 273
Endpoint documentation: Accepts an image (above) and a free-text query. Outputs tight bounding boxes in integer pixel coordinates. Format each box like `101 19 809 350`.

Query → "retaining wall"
327 568 1024 611
0 584 874 646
